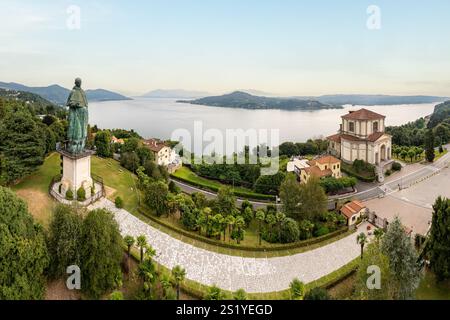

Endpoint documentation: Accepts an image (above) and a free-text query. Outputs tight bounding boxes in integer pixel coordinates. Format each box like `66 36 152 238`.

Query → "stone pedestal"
58 149 94 199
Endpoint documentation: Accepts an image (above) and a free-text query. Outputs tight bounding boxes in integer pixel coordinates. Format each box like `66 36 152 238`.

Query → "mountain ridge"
0 81 131 105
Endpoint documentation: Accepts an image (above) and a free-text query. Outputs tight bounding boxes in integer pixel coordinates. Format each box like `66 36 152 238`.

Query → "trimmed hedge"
138 206 351 253
170 175 276 202
341 165 376 183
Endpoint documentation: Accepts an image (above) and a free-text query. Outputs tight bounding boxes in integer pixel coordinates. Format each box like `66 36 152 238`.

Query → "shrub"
314 226 330 237
289 278 305 300
280 218 300 243
304 287 330 300
231 229 245 243
77 187 86 201
392 162 402 171
109 291 124 300
168 180 181 194
385 169 392 176
66 189 74 200
115 196 124 209
204 285 225 300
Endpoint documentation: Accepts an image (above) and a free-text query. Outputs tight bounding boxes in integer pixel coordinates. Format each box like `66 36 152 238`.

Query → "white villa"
327 108 393 168
143 138 182 173
143 139 175 166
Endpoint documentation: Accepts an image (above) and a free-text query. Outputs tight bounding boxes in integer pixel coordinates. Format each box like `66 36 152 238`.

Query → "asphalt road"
171 145 450 209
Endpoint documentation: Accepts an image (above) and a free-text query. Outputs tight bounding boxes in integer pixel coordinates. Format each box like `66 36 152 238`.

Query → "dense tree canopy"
0 110 46 184
47 205 83 279
94 130 112 158
0 187 49 300
80 209 123 299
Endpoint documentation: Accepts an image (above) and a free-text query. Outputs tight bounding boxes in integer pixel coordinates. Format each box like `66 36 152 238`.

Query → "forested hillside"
386 100 450 146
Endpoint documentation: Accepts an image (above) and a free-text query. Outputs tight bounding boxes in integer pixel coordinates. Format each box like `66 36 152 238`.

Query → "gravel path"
89 199 365 293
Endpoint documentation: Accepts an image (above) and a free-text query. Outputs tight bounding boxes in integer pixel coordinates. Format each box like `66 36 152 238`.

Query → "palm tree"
276 212 286 242
139 257 156 297
374 228 384 243
202 207 213 236
124 235 135 258
235 216 245 244
137 235 147 263
255 210 265 246
144 244 156 261
195 211 206 235
171 265 186 300
124 235 135 271
265 214 276 240
356 232 368 260
225 215 236 242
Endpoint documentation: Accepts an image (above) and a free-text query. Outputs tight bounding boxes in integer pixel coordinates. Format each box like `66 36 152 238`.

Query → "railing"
48 174 105 206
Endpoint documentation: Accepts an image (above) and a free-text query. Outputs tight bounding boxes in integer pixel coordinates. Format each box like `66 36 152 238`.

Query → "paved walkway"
89 198 365 293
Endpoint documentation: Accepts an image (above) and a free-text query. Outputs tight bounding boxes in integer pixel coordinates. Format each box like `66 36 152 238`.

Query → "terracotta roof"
342 108 386 121
111 136 125 144
367 132 386 142
143 139 167 152
340 200 366 219
328 132 390 143
310 155 340 166
327 133 341 143
304 166 332 178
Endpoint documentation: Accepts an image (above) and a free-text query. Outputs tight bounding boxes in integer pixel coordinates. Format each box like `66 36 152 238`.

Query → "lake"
90 98 438 146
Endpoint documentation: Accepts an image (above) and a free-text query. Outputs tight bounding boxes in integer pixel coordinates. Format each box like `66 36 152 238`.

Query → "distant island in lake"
177 91 342 110
0 81 131 105
177 91 449 110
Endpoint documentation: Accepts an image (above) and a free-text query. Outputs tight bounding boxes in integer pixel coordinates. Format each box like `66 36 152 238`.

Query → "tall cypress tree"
428 197 450 281
425 129 436 163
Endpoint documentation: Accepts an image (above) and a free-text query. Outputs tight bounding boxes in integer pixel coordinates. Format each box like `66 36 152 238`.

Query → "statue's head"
75 78 82 87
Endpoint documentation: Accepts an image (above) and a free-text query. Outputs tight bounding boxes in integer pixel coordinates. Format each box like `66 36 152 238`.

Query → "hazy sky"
1 0 450 96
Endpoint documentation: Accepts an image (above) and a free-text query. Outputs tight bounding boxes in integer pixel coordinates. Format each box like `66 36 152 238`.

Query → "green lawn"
12 153 61 226
13 152 61 193
172 166 274 201
416 270 450 300
12 153 139 225
91 156 139 212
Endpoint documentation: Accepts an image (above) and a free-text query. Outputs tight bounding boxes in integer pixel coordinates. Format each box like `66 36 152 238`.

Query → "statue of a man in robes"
66 78 89 154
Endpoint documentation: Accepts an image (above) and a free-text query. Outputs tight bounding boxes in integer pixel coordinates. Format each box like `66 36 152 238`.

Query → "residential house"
340 200 366 226
288 155 341 184
111 136 125 145
143 139 176 167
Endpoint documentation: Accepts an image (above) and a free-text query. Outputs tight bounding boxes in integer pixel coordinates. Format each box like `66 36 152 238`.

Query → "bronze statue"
66 78 88 154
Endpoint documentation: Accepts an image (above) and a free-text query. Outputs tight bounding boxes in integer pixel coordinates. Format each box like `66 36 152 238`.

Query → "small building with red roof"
340 200 367 226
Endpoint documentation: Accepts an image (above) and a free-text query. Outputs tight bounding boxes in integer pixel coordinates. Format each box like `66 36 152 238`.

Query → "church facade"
327 108 392 167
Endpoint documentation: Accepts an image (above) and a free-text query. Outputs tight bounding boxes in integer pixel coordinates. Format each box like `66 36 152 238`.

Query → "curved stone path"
89 198 365 293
